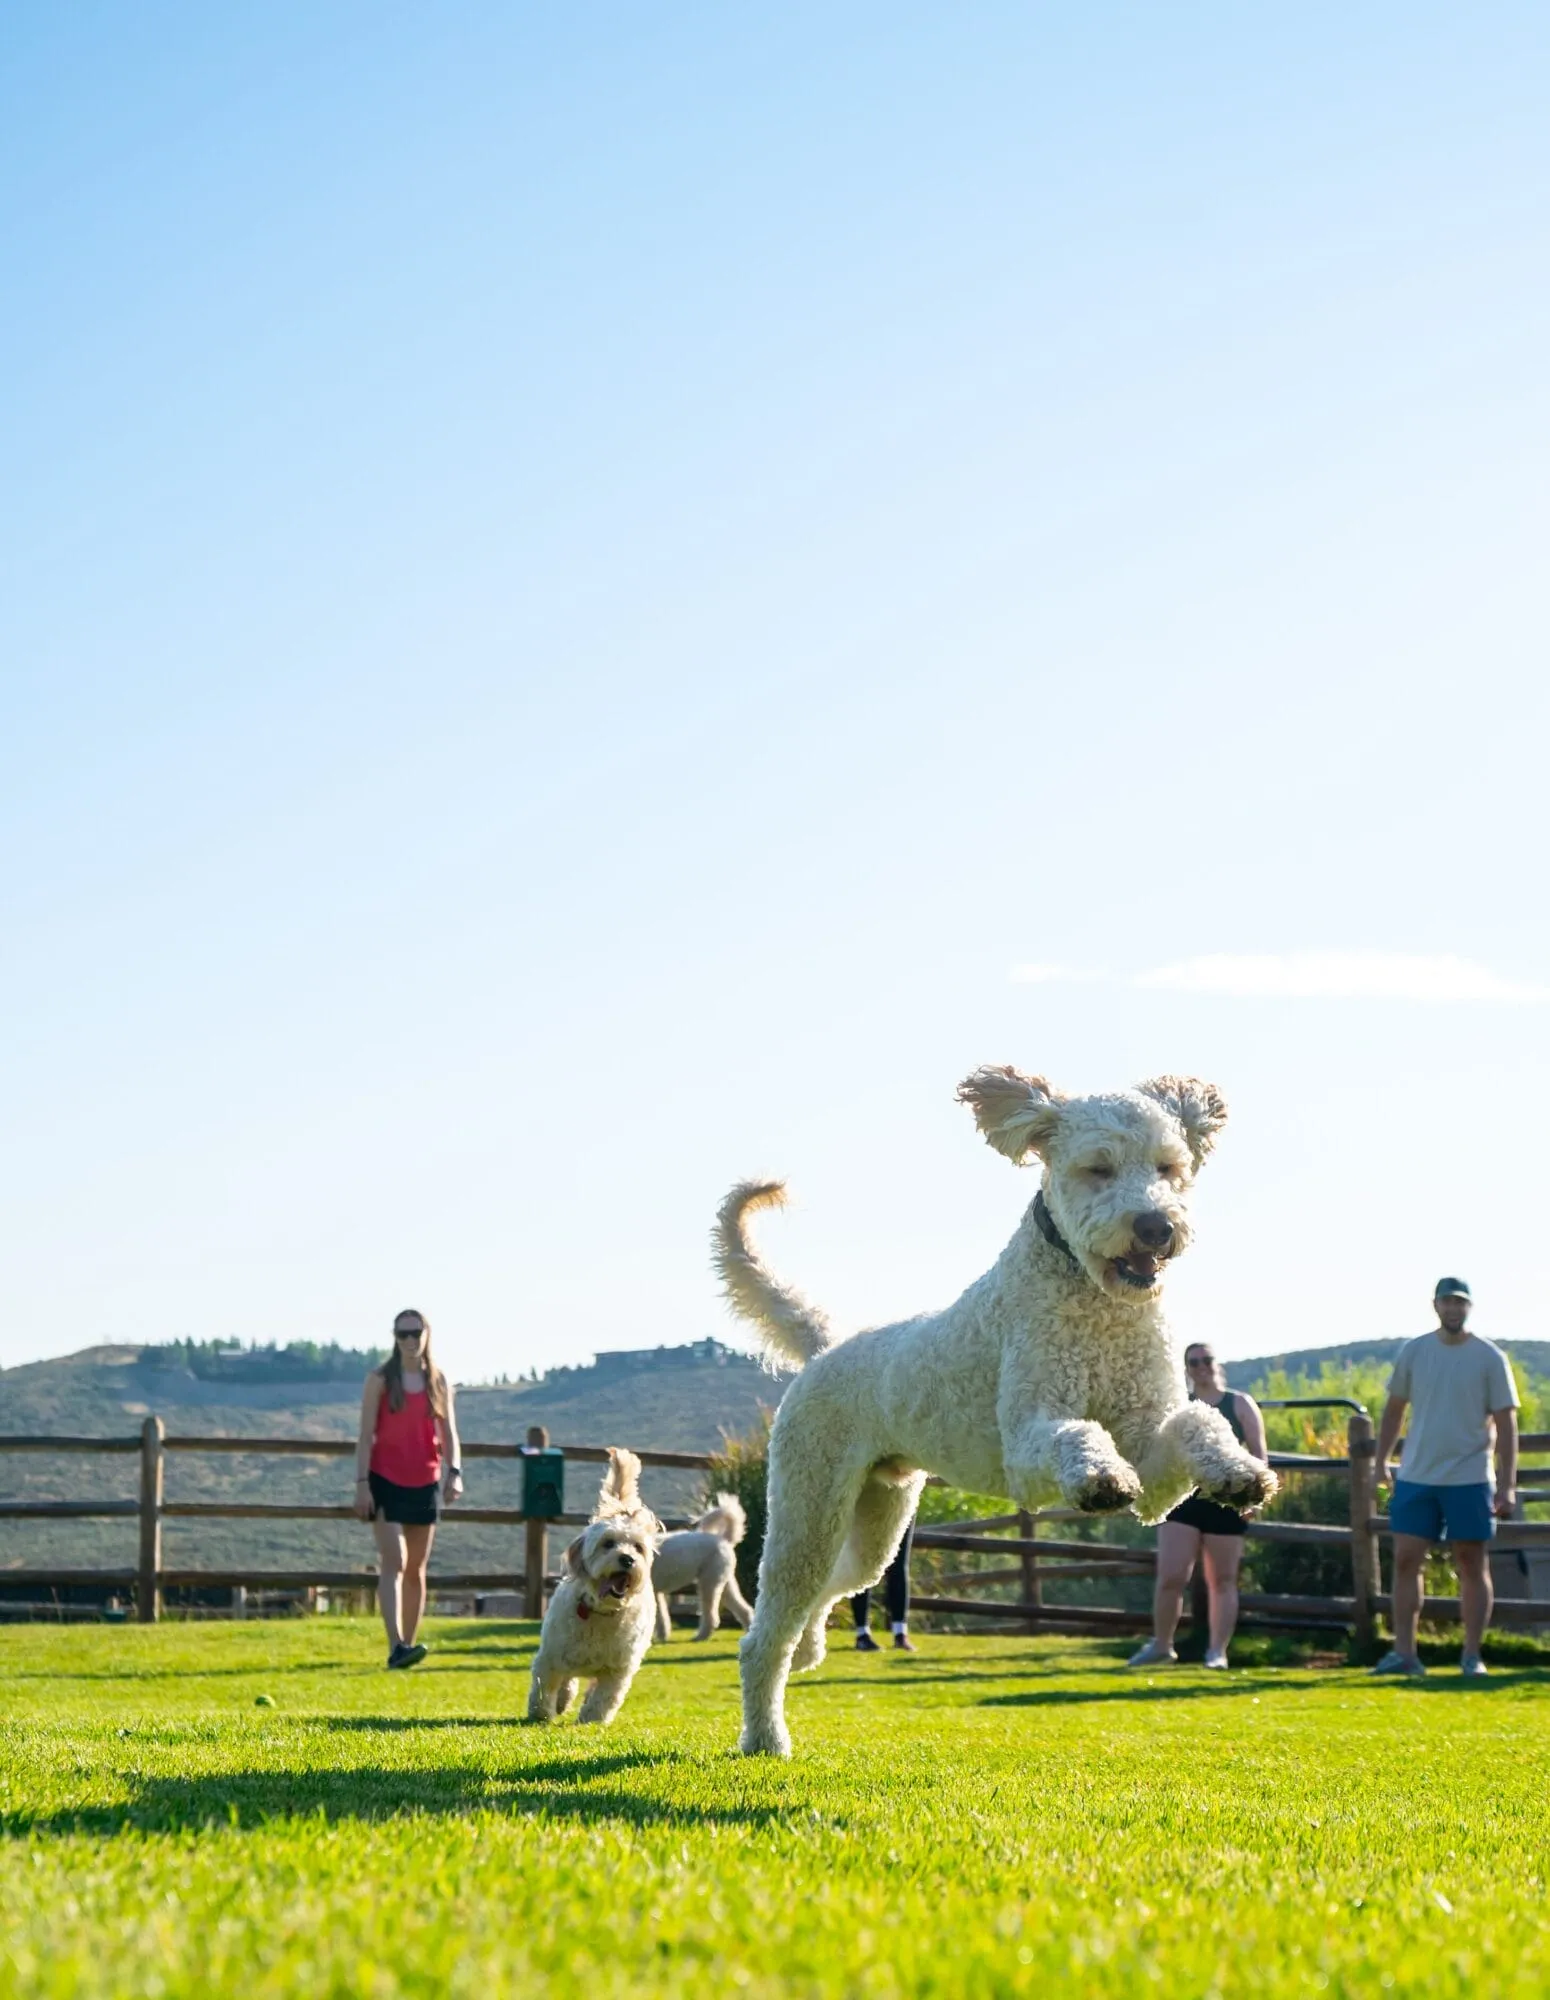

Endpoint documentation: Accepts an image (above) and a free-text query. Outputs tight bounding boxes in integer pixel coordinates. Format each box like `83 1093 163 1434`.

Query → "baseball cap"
1434 1277 1472 1301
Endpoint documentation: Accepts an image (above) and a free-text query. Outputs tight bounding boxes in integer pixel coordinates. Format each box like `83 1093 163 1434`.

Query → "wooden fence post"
137 1415 164 1624
1348 1412 1379 1651
1017 1510 1041 1632
523 1424 549 1620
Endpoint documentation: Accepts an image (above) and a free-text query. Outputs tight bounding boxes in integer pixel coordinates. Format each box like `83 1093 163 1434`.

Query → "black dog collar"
1033 1190 1079 1271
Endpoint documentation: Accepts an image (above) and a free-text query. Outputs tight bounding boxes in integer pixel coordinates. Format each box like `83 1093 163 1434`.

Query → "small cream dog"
652 1493 754 1641
527 1448 659 1725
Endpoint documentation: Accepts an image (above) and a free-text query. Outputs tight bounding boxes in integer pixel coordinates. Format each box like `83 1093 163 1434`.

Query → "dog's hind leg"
654 1592 673 1642
740 1443 867 1756
791 1468 926 1671
694 1547 741 1639
721 1571 754 1630
554 1677 579 1715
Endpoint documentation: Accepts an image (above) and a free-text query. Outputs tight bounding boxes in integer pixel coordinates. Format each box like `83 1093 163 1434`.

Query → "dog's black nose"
617 1551 635 1569
1132 1210 1174 1252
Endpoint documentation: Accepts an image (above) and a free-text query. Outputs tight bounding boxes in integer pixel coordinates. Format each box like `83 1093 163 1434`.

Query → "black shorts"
1167 1492 1248 1536
369 1472 442 1526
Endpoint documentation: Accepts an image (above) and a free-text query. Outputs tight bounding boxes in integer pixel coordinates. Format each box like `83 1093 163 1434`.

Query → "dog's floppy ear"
1136 1075 1229 1168
956 1066 1064 1164
563 1534 588 1578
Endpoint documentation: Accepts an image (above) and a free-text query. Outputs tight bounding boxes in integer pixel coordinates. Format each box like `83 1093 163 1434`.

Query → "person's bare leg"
1390 1534 1428 1661
1152 1523 1200 1649
400 1523 435 1645
1201 1534 1244 1659
372 1517 406 1651
1453 1541 1492 1659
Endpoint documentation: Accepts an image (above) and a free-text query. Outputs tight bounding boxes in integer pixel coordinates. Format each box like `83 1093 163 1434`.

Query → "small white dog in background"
527 1448 659 1726
652 1493 754 1641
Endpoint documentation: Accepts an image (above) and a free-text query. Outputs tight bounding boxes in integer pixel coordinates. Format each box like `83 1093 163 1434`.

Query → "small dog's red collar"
575 1599 591 1620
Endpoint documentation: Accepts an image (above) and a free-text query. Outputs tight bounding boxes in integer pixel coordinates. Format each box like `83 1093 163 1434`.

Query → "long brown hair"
379 1309 449 1418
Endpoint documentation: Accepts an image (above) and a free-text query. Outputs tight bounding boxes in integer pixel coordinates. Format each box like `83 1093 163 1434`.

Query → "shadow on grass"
980 1678 1298 1709
3 1747 790 1836
0 1661 361 1684
639 1651 741 1669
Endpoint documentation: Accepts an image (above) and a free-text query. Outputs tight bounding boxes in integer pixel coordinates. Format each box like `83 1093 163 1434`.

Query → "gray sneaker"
1371 1649 1426 1678
1460 1654 1489 1679
1127 1639 1178 1668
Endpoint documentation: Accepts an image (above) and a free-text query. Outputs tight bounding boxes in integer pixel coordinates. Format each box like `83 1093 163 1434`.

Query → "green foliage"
147 1339 383 1383
4 1621 1550 1997
699 1409 774 1603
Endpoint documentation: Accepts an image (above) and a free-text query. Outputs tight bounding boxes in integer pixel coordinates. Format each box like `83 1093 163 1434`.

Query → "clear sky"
3 5 1548 1382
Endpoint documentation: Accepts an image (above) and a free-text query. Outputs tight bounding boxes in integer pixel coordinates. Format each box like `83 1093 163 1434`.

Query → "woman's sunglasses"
394 1326 425 1341
1185 1353 1217 1367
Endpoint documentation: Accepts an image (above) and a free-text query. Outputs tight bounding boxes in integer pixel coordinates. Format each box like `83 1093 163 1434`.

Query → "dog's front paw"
1068 1464 1142 1513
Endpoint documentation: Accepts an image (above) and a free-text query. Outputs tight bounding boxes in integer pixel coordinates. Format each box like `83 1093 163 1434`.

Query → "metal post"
1017 1509 1041 1631
523 1424 549 1620
1348 1412 1380 1651
137 1415 164 1624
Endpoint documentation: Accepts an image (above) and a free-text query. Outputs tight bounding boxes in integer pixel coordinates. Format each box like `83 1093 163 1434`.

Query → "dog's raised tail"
713 1180 833 1371
599 1447 643 1517
694 1491 747 1544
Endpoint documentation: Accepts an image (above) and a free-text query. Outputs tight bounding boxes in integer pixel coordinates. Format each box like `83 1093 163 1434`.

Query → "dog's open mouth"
1111 1252 1164 1291
602 1574 635 1598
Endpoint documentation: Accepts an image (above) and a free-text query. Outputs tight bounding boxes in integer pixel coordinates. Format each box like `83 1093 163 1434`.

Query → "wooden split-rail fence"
4 1415 1550 1646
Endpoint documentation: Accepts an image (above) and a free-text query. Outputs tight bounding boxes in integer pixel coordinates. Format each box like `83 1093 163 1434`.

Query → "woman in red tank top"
353 1308 463 1669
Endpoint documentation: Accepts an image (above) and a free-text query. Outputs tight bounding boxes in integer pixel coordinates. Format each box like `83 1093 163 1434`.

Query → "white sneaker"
1202 1649 1229 1670
1460 1654 1489 1678
1127 1639 1178 1667
1371 1649 1426 1678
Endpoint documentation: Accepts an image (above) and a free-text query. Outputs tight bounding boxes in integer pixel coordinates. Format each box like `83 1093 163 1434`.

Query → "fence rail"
0 1419 715 1622
5 1417 1549 1641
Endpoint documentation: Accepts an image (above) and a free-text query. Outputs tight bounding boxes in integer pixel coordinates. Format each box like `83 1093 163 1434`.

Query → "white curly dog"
714 1065 1276 1756
652 1493 754 1641
527 1448 659 1726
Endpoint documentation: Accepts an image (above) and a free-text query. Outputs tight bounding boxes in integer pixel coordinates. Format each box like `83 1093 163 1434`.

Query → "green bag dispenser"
521 1446 565 1520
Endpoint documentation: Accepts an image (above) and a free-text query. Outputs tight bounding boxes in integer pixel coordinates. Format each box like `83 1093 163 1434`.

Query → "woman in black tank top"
1128 1345 1269 1671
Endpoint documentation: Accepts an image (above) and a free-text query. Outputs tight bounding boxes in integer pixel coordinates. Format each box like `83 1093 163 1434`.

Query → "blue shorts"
1389 1480 1495 1544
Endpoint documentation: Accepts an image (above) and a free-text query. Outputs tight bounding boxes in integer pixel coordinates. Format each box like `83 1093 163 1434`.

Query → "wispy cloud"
1011 952 1550 1003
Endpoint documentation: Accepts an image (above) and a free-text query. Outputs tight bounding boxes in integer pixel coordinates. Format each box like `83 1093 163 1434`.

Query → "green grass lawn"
2 1619 1547 1997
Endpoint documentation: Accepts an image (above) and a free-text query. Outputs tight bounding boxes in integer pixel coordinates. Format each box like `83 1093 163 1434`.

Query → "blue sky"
3 5 1548 1381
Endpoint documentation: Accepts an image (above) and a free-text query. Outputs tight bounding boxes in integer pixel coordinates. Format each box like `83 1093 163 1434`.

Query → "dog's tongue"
605 1576 629 1597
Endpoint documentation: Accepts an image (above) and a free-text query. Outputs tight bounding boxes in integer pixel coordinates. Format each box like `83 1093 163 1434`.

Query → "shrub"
698 1409 773 1605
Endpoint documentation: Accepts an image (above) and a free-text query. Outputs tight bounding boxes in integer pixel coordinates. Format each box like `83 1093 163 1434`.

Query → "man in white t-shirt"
1372 1278 1519 1679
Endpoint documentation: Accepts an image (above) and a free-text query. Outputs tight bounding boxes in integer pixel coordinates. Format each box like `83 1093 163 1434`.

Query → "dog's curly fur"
527 1448 659 1726
715 1065 1277 1756
652 1494 754 1642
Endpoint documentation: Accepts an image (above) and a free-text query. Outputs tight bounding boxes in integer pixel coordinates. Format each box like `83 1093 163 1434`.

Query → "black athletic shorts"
1166 1492 1248 1537
368 1472 442 1526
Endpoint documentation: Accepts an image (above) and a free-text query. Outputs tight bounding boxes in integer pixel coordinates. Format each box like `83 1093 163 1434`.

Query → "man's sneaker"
1371 1649 1426 1678
1202 1649 1229 1670
1127 1639 1177 1668
387 1641 428 1670
892 1632 917 1653
1460 1654 1489 1679
854 1630 882 1653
